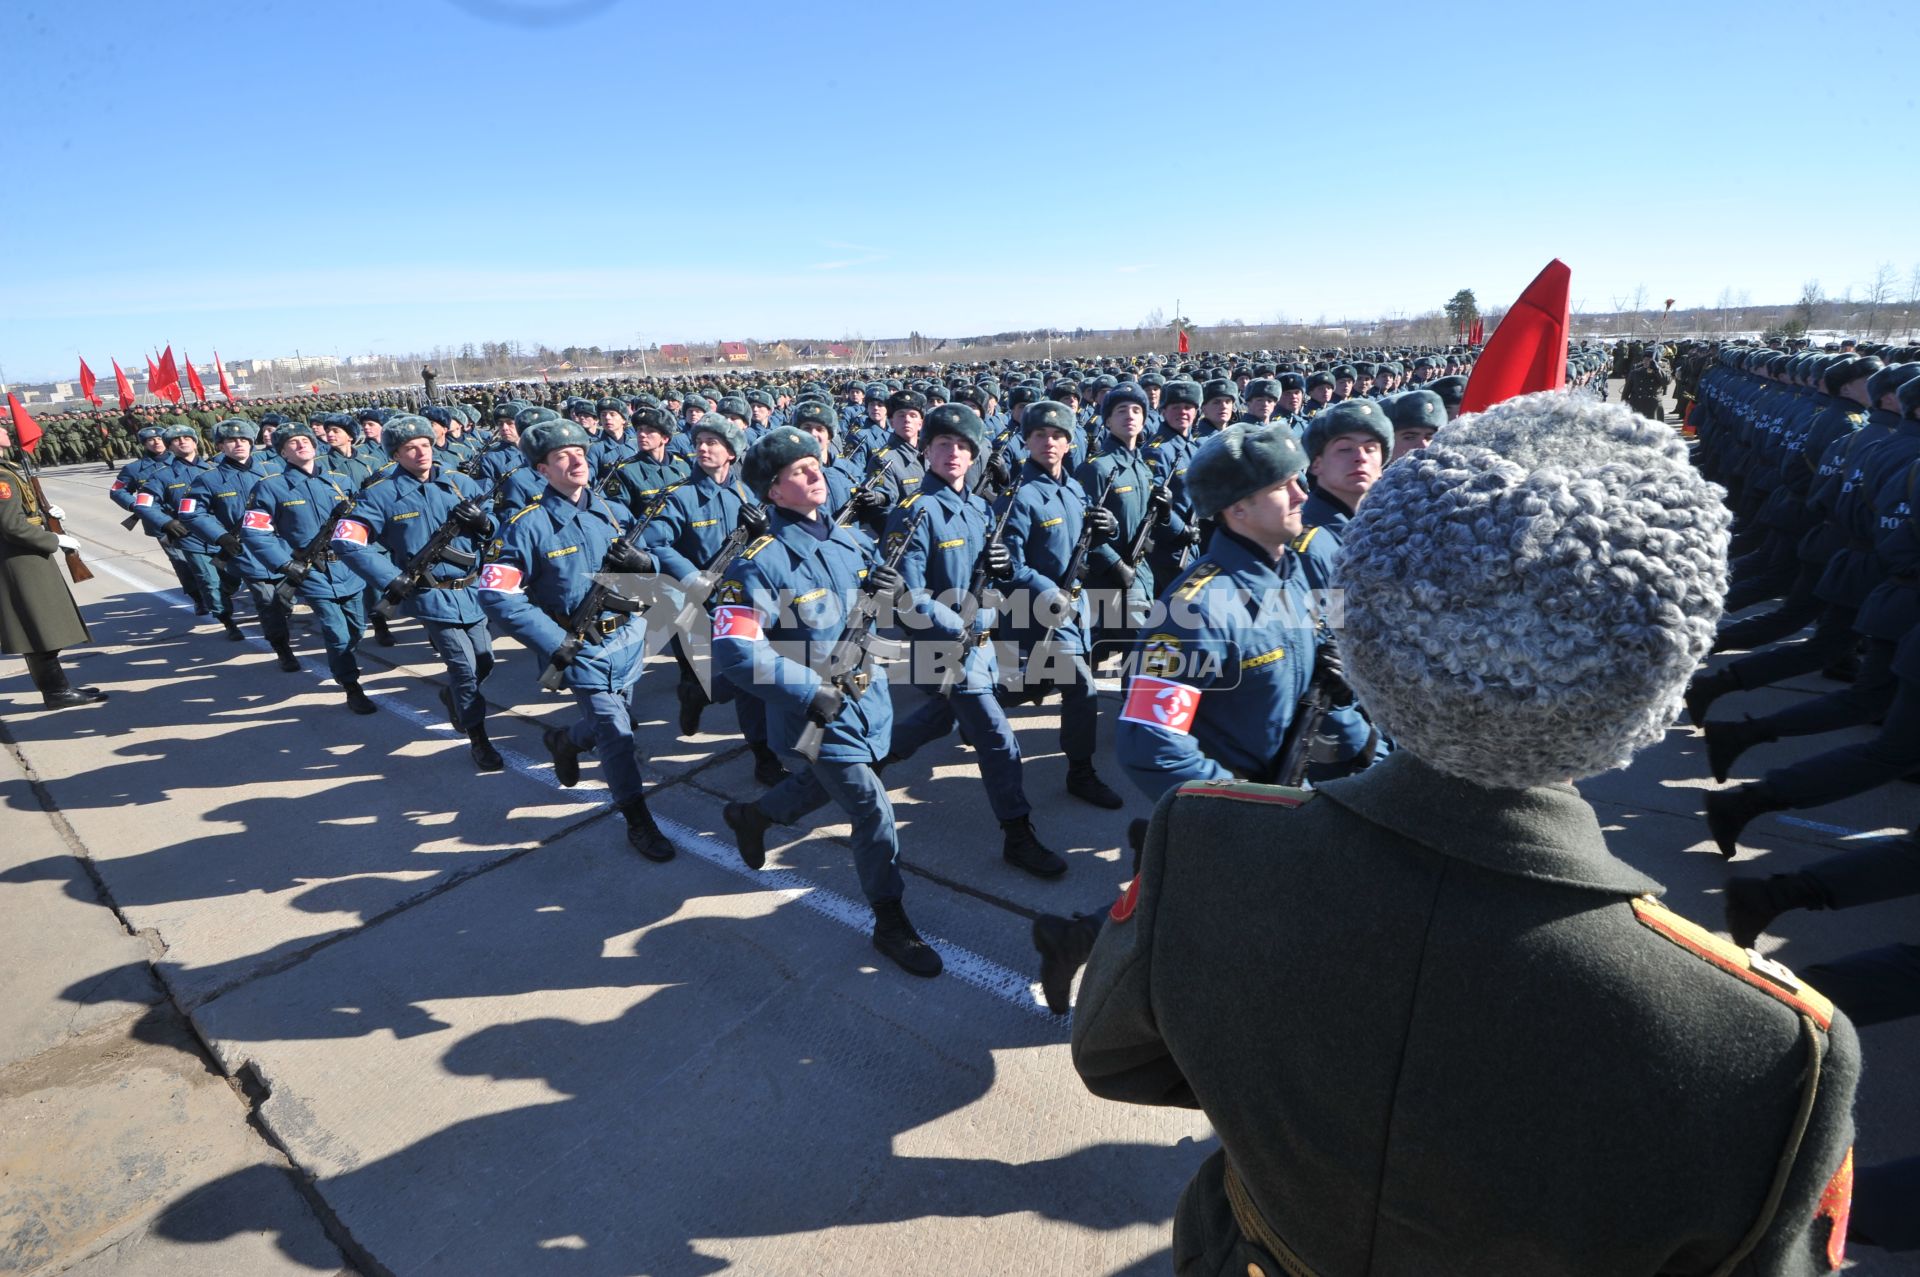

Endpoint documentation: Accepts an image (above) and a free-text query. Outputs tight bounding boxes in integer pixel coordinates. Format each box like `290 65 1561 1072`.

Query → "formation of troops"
7 329 1917 1269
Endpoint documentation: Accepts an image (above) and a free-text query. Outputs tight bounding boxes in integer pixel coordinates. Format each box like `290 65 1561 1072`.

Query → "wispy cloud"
808 241 890 271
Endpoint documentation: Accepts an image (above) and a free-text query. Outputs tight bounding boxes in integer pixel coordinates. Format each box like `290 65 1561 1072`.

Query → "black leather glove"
1148 484 1174 518
1111 561 1136 589
984 451 1014 490
162 519 191 542
382 580 412 607
449 499 491 533
851 485 890 512
862 562 905 600
1175 524 1203 550
603 541 653 575
1312 634 1355 707
983 540 1013 579
738 504 770 538
1084 506 1119 540
216 532 244 558
805 683 846 726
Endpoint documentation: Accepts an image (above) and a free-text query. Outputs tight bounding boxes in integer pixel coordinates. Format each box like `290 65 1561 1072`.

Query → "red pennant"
1176 326 1190 355
7 392 44 455
113 359 136 410
1459 259 1570 415
78 358 103 407
215 350 236 402
185 354 208 403
154 346 183 403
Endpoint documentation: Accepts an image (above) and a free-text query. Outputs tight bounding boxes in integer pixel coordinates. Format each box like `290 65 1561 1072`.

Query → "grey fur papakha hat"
1333 392 1730 790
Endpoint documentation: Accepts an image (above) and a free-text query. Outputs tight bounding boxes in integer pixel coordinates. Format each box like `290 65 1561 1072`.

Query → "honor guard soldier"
877 403 1066 877
998 400 1126 810
1071 393 1861 1277
641 413 786 784
1076 385 1168 659
1 422 105 709
244 422 373 709
178 420 284 644
334 415 504 771
715 427 941 977
476 419 673 860
133 425 220 615
111 425 207 605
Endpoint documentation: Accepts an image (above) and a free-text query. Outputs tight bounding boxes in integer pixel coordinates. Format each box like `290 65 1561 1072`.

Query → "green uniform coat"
1072 750 1859 1277
0 456 90 654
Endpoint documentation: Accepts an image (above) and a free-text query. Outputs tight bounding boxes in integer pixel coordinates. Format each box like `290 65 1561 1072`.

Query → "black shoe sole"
724 803 768 870
872 935 943 978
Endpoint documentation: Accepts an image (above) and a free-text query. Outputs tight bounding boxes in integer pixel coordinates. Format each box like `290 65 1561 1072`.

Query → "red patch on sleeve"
1119 675 1200 734
176 496 198 515
1817 1146 1852 1270
133 490 154 507
331 518 369 545
1109 876 1140 922
110 479 126 492
241 509 273 531
475 563 523 593
712 605 762 642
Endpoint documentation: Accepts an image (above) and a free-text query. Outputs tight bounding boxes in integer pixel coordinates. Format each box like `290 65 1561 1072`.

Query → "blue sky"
2 0 1915 382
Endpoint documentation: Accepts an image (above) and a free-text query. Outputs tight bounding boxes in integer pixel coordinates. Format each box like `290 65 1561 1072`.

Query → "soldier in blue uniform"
848 389 929 542
1142 379 1204 591
244 423 372 709
334 415 503 772
592 400 638 473
134 424 225 622
842 382 893 472
789 401 863 522
112 424 207 606
876 404 1065 877
714 427 942 977
1196 378 1238 441
1272 372 1311 435
318 415 377 489
1298 399 1390 548
999 401 1126 810
606 407 691 510
178 420 284 645
1076 385 1168 661
476 420 673 860
1383 388 1444 461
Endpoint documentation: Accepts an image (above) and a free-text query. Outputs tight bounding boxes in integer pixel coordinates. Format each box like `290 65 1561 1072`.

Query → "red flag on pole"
114 359 136 410
215 350 236 402
7 392 44 455
1459 259 1570 415
1176 325 1190 355
154 346 183 403
147 355 161 386
185 354 208 403
79 358 103 406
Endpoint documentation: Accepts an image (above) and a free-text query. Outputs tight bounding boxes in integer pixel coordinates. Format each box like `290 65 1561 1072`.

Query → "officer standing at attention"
333 415 504 772
876 402 1065 878
0 421 105 709
1070 393 1860 1277
715 427 942 978
476 419 674 861
243 423 373 713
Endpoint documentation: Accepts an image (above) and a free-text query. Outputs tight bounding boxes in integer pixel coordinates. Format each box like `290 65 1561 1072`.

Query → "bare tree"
1628 285 1649 332
1863 262 1898 336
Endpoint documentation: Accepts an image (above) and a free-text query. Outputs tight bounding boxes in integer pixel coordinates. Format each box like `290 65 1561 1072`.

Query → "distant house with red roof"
659 344 690 366
719 342 751 363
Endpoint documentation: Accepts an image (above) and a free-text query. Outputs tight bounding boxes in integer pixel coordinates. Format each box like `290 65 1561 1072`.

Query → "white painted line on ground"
1777 815 1879 839
83 546 1060 1021
86 555 196 610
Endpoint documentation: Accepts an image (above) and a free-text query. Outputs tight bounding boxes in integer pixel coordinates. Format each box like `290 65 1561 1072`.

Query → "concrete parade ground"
4 453 1919 1276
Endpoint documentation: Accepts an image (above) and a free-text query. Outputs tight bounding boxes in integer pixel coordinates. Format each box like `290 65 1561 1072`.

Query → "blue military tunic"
333 465 491 625
243 465 361 601
999 459 1094 655
134 455 220 553
887 482 998 687
476 486 638 692
643 468 756 581
179 454 285 582
711 509 890 765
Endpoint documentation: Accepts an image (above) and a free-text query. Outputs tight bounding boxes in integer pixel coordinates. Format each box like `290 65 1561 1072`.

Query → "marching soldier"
133 424 226 623
475 419 673 860
333 415 504 772
714 427 942 977
178 420 284 645
1076 385 1168 660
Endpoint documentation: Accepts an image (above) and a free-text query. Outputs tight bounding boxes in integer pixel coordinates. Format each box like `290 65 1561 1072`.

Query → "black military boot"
1002 818 1067 878
466 726 503 773
1723 872 1824 948
1684 667 1741 726
543 726 581 787
751 743 790 787
1065 760 1124 810
870 898 943 978
370 614 397 647
270 641 301 673
1704 715 1777 785
1820 644 1860 683
621 796 675 862
675 677 707 736
1032 912 1103 1014
342 682 378 715
1704 782 1787 859
723 801 773 870
25 653 108 709
436 686 462 731
221 617 245 642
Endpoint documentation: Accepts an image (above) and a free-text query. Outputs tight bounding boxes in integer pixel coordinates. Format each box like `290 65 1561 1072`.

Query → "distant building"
718 342 751 363
659 344 691 366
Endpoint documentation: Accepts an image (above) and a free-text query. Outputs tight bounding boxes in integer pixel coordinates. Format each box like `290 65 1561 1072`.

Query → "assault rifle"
1010 470 1115 703
536 487 675 692
794 507 926 763
273 500 354 608
19 456 92 584
933 484 1019 698
372 477 508 619
1267 619 1341 789
661 502 770 649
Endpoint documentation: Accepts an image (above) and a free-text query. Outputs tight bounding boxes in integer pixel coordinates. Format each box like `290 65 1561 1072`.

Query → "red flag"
215 350 236 402
154 346 183 403
1176 325 1190 355
113 359 136 410
1459 259 1570 415
7 392 43 455
309 381 323 395
185 354 208 403
78 357 103 406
